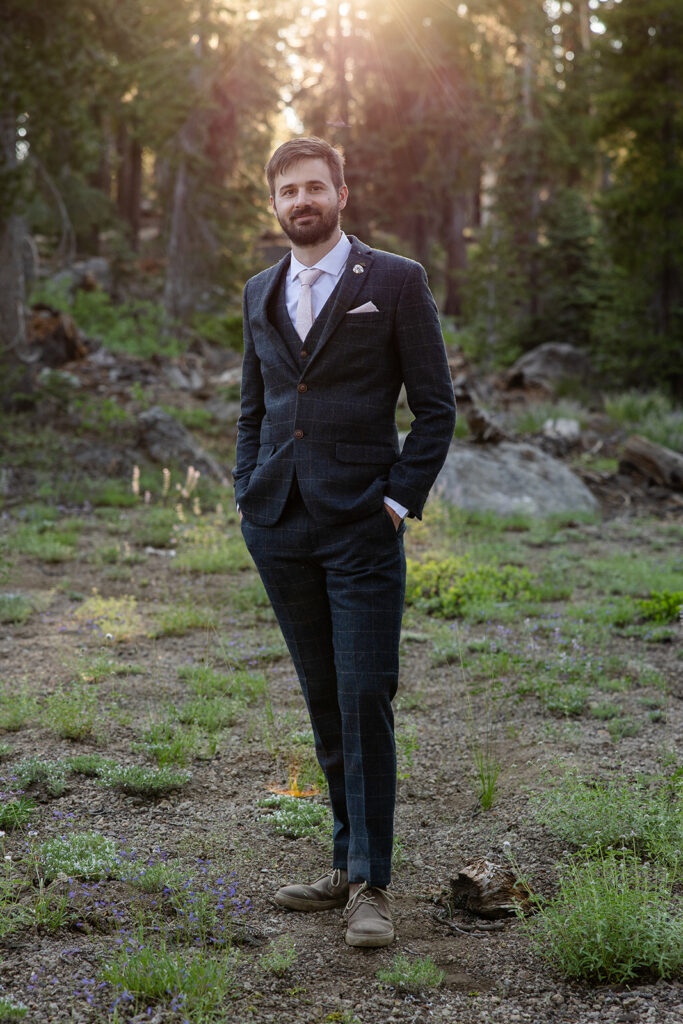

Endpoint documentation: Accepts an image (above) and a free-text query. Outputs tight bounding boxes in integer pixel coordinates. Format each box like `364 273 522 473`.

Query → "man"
234 137 455 948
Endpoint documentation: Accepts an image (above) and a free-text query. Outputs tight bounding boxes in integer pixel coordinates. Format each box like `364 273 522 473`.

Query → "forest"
0 3 682 1024
1 0 681 399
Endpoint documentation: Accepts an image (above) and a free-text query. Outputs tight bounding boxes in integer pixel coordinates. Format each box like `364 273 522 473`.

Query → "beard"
274 201 341 246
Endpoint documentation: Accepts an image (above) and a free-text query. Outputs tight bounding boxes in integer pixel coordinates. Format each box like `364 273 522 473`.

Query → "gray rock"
50 257 113 295
137 406 229 483
503 342 593 393
433 440 598 517
542 417 581 442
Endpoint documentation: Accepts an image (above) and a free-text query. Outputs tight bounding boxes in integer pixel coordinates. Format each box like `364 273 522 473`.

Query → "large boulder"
137 406 229 484
502 342 593 395
433 440 598 517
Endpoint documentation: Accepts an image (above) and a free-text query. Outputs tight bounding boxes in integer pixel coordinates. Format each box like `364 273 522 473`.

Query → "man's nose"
293 190 310 207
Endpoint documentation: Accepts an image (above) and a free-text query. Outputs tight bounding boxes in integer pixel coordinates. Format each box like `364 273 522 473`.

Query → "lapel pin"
352 264 364 274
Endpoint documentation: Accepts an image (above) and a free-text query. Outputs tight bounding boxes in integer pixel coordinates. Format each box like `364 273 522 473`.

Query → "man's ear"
339 185 349 210
269 196 275 213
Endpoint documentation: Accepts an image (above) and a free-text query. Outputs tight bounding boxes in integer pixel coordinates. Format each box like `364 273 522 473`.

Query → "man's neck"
291 228 343 267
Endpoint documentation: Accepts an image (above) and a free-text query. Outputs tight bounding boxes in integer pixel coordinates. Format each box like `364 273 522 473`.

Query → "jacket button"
297 383 308 393
294 429 304 439
300 350 308 358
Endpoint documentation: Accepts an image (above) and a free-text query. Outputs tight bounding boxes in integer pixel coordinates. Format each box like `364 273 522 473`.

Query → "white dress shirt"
286 232 352 325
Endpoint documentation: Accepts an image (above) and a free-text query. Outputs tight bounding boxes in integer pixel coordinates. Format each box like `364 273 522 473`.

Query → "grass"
525 850 683 982
177 694 240 732
36 831 120 882
13 757 68 798
0 594 32 625
0 995 29 1020
73 592 145 641
178 664 267 700
150 603 219 637
137 720 209 766
0 797 36 830
101 940 239 1018
604 390 683 453
96 762 191 797
2 390 683 1015
376 953 445 993
259 794 331 841
41 685 99 740
0 691 40 731
531 768 683 870
173 536 254 574
260 935 297 977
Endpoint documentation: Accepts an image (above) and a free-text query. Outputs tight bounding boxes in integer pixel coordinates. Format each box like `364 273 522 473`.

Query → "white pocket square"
346 301 379 314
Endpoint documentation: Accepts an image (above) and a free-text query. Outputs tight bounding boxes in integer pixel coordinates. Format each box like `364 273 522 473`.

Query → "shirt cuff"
384 496 409 519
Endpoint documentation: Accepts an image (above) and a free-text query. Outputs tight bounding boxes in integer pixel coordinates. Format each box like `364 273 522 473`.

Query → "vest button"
297 383 308 393
294 429 304 439
300 350 308 358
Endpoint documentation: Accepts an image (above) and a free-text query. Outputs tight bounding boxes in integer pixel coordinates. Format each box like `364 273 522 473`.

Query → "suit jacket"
233 235 456 527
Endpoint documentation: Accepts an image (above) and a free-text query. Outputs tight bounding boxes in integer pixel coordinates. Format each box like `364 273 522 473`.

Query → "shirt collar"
290 232 351 281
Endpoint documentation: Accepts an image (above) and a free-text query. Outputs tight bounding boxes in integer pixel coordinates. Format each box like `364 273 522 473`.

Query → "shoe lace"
343 881 394 917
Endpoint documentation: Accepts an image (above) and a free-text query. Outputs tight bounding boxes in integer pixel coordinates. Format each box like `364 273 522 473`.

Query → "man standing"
234 137 455 947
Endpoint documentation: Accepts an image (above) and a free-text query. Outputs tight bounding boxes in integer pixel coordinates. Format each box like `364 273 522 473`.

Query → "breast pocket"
344 311 386 325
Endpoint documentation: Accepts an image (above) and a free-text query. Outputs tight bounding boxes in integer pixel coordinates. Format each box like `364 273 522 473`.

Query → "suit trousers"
240 484 406 887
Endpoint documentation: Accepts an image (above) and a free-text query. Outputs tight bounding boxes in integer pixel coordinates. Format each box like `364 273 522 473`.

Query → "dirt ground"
1 374 682 1023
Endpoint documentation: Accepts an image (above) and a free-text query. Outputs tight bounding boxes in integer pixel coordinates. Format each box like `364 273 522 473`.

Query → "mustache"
291 208 319 218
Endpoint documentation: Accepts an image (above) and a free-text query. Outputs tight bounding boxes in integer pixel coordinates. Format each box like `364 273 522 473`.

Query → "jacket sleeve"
384 262 456 518
232 283 264 502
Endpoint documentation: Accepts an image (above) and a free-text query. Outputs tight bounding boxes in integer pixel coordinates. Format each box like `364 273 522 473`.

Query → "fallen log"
619 434 683 491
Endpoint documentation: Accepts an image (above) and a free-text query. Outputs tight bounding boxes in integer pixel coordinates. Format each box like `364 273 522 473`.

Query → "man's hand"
384 502 402 531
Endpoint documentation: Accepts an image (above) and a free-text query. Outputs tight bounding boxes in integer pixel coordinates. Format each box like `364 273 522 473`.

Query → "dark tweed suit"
234 235 455 886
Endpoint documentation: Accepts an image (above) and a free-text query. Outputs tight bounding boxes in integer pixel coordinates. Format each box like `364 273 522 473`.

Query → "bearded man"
234 137 455 947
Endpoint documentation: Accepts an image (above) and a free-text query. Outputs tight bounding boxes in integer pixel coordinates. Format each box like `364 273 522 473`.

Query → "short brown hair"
266 137 345 195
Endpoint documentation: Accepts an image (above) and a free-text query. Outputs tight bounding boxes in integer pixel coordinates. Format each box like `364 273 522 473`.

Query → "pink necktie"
295 267 324 341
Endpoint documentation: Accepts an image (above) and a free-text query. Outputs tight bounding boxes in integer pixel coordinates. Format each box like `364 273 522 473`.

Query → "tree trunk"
0 108 31 408
443 192 468 317
163 154 190 323
117 122 142 250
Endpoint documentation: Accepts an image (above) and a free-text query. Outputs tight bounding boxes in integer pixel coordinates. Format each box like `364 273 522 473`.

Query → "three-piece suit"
234 234 455 887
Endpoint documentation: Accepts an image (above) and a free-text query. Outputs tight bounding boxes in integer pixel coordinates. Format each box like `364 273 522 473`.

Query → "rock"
204 396 241 424
542 418 581 443
434 440 599 517
137 406 229 483
502 342 593 395
466 404 512 444
50 257 112 295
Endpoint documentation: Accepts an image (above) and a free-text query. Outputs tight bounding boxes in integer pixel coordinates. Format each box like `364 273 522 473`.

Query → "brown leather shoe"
343 882 395 947
274 868 349 912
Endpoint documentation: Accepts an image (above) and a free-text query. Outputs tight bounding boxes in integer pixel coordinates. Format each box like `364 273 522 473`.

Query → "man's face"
270 157 348 247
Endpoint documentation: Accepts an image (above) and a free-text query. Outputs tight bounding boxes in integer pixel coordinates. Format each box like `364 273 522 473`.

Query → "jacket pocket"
336 442 397 464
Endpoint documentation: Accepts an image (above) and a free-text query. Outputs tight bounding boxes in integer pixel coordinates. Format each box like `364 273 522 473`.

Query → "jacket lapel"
302 236 375 374
250 252 300 375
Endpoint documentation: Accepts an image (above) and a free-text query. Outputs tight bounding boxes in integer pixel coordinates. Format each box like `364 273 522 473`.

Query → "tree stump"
449 859 535 919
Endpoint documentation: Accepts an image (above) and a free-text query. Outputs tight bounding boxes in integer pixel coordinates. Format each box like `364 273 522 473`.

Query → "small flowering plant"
36 832 120 882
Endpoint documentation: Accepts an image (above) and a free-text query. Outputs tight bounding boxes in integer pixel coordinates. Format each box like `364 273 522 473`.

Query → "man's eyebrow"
278 179 329 192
